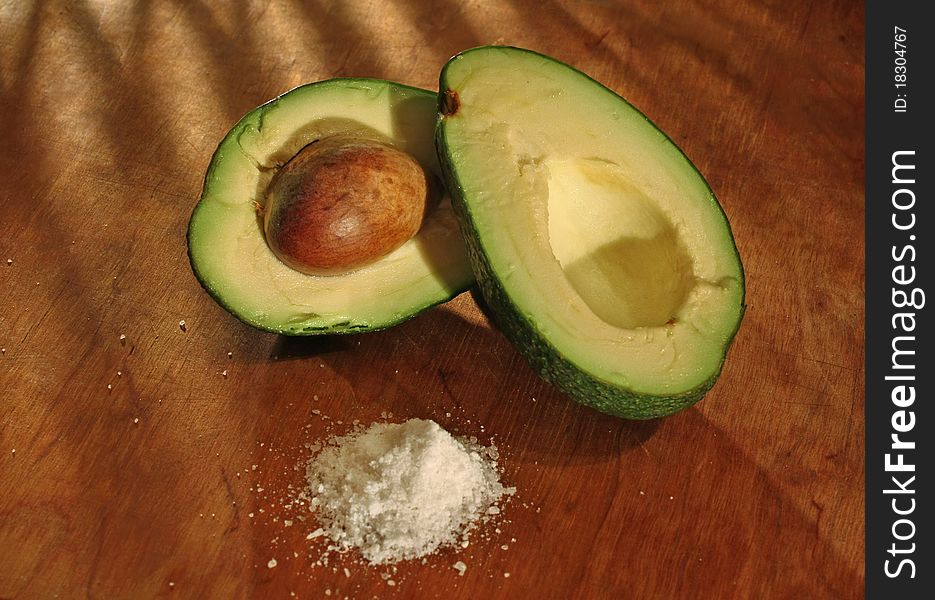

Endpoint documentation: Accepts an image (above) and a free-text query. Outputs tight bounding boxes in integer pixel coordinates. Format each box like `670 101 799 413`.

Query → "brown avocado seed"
262 136 432 276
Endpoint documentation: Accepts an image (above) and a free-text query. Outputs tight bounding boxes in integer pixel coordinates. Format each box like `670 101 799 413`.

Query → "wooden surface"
0 1 864 598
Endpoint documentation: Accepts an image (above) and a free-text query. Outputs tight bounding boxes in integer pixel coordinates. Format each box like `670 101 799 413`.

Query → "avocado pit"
263 136 432 276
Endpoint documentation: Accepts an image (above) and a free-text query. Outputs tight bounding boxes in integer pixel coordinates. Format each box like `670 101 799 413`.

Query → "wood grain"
0 1 864 598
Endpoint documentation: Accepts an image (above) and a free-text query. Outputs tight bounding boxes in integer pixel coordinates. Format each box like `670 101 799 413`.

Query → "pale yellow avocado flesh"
189 80 472 334
440 49 744 396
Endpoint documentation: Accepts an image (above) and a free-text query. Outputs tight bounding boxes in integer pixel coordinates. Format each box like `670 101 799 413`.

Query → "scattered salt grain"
504 572 511 578
305 419 514 564
5 259 11 265
179 320 186 332
119 334 126 343
453 561 467 576
267 559 277 568
307 528 325 540
221 369 228 377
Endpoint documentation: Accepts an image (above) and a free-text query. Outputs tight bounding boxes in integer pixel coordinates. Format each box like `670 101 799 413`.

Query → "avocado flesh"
188 79 473 334
437 47 745 418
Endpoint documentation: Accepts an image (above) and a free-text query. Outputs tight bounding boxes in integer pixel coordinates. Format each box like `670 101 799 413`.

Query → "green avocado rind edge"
187 78 473 336
435 46 746 419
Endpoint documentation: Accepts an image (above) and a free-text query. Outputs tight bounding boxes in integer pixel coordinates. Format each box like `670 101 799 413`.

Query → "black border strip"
866 1 931 597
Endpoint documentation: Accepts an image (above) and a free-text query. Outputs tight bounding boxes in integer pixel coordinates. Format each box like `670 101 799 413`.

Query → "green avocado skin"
435 47 746 420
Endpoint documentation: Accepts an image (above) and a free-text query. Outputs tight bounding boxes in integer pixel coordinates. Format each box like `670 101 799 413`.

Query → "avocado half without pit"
188 79 473 334
436 47 746 419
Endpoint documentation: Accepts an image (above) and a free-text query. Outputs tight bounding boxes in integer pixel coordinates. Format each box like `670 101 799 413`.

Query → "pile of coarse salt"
305 418 514 565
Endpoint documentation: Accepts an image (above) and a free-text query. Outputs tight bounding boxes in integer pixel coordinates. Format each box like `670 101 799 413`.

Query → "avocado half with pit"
188 79 473 334
436 47 745 419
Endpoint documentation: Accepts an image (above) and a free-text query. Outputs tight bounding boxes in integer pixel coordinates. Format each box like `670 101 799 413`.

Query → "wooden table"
0 1 864 598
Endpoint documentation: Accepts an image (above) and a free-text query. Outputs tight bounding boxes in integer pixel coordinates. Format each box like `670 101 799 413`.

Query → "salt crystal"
453 561 467 576
305 419 513 565
267 559 277 568
307 528 324 539
179 320 186 332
